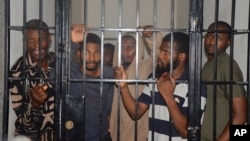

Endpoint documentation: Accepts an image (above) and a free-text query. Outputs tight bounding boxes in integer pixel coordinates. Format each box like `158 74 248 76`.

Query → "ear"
226 39 231 48
178 53 187 62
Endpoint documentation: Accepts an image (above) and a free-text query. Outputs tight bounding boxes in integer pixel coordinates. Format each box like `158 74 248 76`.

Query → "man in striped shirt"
114 32 207 141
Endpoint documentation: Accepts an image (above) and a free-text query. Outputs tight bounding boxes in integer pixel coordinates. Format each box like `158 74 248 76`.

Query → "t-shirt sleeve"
223 61 246 98
138 83 152 107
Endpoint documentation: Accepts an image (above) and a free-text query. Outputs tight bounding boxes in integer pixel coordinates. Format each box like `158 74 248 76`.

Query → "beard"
155 61 178 78
122 62 132 69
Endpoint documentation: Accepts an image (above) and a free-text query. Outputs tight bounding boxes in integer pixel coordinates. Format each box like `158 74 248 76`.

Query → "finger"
156 79 160 84
42 85 48 91
169 76 175 85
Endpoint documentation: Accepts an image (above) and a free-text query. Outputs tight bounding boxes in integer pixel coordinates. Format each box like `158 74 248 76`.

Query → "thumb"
42 85 48 91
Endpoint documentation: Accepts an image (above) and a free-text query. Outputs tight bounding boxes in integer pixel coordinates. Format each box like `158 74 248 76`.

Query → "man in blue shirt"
62 25 114 141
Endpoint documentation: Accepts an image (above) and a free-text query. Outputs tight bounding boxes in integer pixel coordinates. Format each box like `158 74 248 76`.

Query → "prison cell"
2 0 250 141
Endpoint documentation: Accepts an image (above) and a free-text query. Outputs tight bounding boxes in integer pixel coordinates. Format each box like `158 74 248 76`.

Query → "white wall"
71 0 190 44
202 0 249 81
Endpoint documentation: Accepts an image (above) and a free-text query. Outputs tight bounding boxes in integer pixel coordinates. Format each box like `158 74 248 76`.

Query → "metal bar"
229 0 236 126
134 0 140 140
116 0 123 140
247 0 250 124
2 0 10 140
54 0 63 140
99 0 105 140
212 0 220 140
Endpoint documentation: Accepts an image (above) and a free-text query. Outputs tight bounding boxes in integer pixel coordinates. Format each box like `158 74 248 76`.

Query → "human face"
25 29 51 63
104 48 114 66
156 41 178 74
121 38 136 66
80 42 101 71
204 25 230 57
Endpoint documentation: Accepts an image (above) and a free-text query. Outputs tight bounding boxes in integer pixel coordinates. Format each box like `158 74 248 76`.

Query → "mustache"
79 60 99 64
30 47 46 51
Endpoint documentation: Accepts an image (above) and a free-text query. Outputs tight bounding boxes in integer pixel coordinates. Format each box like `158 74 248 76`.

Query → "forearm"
217 118 246 141
144 32 162 54
120 85 138 119
217 97 247 141
70 41 81 60
164 96 188 138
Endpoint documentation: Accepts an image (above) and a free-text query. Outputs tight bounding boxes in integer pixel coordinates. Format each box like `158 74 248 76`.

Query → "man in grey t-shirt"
62 25 114 141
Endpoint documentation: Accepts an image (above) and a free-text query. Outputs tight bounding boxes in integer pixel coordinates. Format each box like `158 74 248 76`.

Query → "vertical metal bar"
247 0 250 124
188 0 203 141
212 0 220 140
22 0 27 86
99 0 105 140
2 0 10 140
38 0 43 81
149 0 158 141
84 0 88 25
151 0 158 139
169 1 176 141
152 0 157 79
229 0 236 128
170 0 175 76
55 0 63 140
194 1 203 141
189 0 196 140
116 0 123 140
134 0 140 141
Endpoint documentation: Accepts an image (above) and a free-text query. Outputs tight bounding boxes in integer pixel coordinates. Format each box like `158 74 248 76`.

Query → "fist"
30 85 48 108
140 25 154 38
71 24 88 44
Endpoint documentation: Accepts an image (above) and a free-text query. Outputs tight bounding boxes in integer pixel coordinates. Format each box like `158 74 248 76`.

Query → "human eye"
159 50 169 56
165 51 170 56
205 33 213 39
95 51 101 55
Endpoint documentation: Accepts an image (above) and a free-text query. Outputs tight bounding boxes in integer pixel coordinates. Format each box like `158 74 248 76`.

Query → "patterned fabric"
9 52 56 141
138 67 207 141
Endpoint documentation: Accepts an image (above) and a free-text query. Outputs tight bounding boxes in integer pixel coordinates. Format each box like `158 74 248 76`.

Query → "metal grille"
3 0 250 141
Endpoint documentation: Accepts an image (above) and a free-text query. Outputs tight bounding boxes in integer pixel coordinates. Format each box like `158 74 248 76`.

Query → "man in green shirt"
201 21 247 141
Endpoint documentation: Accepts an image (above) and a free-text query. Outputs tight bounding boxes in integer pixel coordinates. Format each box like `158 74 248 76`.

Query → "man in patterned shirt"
8 19 84 141
8 19 55 141
114 32 207 141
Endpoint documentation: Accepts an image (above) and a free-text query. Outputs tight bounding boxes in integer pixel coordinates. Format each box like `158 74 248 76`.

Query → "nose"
87 53 95 61
158 51 164 59
122 48 129 55
29 40 42 49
